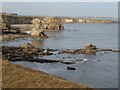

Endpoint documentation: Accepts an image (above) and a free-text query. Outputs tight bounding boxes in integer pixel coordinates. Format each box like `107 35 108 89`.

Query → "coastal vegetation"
3 60 93 88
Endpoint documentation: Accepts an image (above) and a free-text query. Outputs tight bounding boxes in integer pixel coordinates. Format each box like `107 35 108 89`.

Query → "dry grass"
2 59 95 89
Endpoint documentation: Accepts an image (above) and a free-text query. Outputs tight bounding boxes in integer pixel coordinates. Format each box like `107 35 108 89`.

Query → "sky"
2 2 118 18
1 0 119 2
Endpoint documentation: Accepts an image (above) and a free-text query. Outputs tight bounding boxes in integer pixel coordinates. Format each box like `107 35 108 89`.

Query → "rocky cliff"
1 14 64 31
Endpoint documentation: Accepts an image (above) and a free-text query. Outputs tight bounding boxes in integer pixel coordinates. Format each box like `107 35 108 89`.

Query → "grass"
2 59 96 89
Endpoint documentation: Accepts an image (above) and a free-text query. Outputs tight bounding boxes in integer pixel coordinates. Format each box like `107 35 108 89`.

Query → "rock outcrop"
31 18 48 38
81 44 97 54
22 43 35 49
0 15 11 30
43 17 64 30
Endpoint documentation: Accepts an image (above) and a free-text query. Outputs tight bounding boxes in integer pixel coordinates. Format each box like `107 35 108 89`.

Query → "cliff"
1 13 64 31
1 13 116 31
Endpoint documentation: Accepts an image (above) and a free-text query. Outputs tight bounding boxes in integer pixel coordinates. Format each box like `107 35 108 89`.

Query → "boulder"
81 44 97 54
22 43 35 49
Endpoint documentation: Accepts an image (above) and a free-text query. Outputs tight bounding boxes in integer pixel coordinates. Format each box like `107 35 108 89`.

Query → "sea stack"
31 18 48 38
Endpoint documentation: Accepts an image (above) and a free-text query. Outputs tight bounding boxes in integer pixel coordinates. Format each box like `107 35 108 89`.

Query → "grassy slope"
2 60 95 89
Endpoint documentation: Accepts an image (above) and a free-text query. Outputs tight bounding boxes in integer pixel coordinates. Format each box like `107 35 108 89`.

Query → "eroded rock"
22 43 35 49
0 15 11 30
81 44 97 54
43 17 64 30
31 18 48 38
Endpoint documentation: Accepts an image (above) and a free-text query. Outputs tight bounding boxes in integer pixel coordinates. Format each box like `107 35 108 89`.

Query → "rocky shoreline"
2 43 119 88
1 22 118 88
2 37 119 88
1 12 118 89
2 43 120 65
2 43 95 88
0 33 30 41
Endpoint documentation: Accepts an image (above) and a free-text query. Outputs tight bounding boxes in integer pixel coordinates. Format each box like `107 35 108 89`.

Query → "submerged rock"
100 49 112 51
112 50 120 52
62 49 76 54
67 66 76 70
60 61 75 64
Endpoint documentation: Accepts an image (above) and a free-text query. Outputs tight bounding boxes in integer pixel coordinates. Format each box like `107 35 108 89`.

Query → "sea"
2 23 118 88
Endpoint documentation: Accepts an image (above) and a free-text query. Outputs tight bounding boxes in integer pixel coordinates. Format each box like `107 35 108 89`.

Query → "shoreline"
2 59 94 88
1 23 118 88
0 33 30 41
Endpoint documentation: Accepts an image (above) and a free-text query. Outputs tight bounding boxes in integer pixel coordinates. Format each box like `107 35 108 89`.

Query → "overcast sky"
2 2 118 17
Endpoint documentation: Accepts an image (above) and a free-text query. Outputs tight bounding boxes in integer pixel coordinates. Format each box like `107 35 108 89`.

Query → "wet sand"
2 59 95 88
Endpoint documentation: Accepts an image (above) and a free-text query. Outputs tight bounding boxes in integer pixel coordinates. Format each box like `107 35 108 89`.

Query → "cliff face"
43 17 64 30
0 14 11 30
1 14 64 31
2 14 37 24
1 13 115 31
